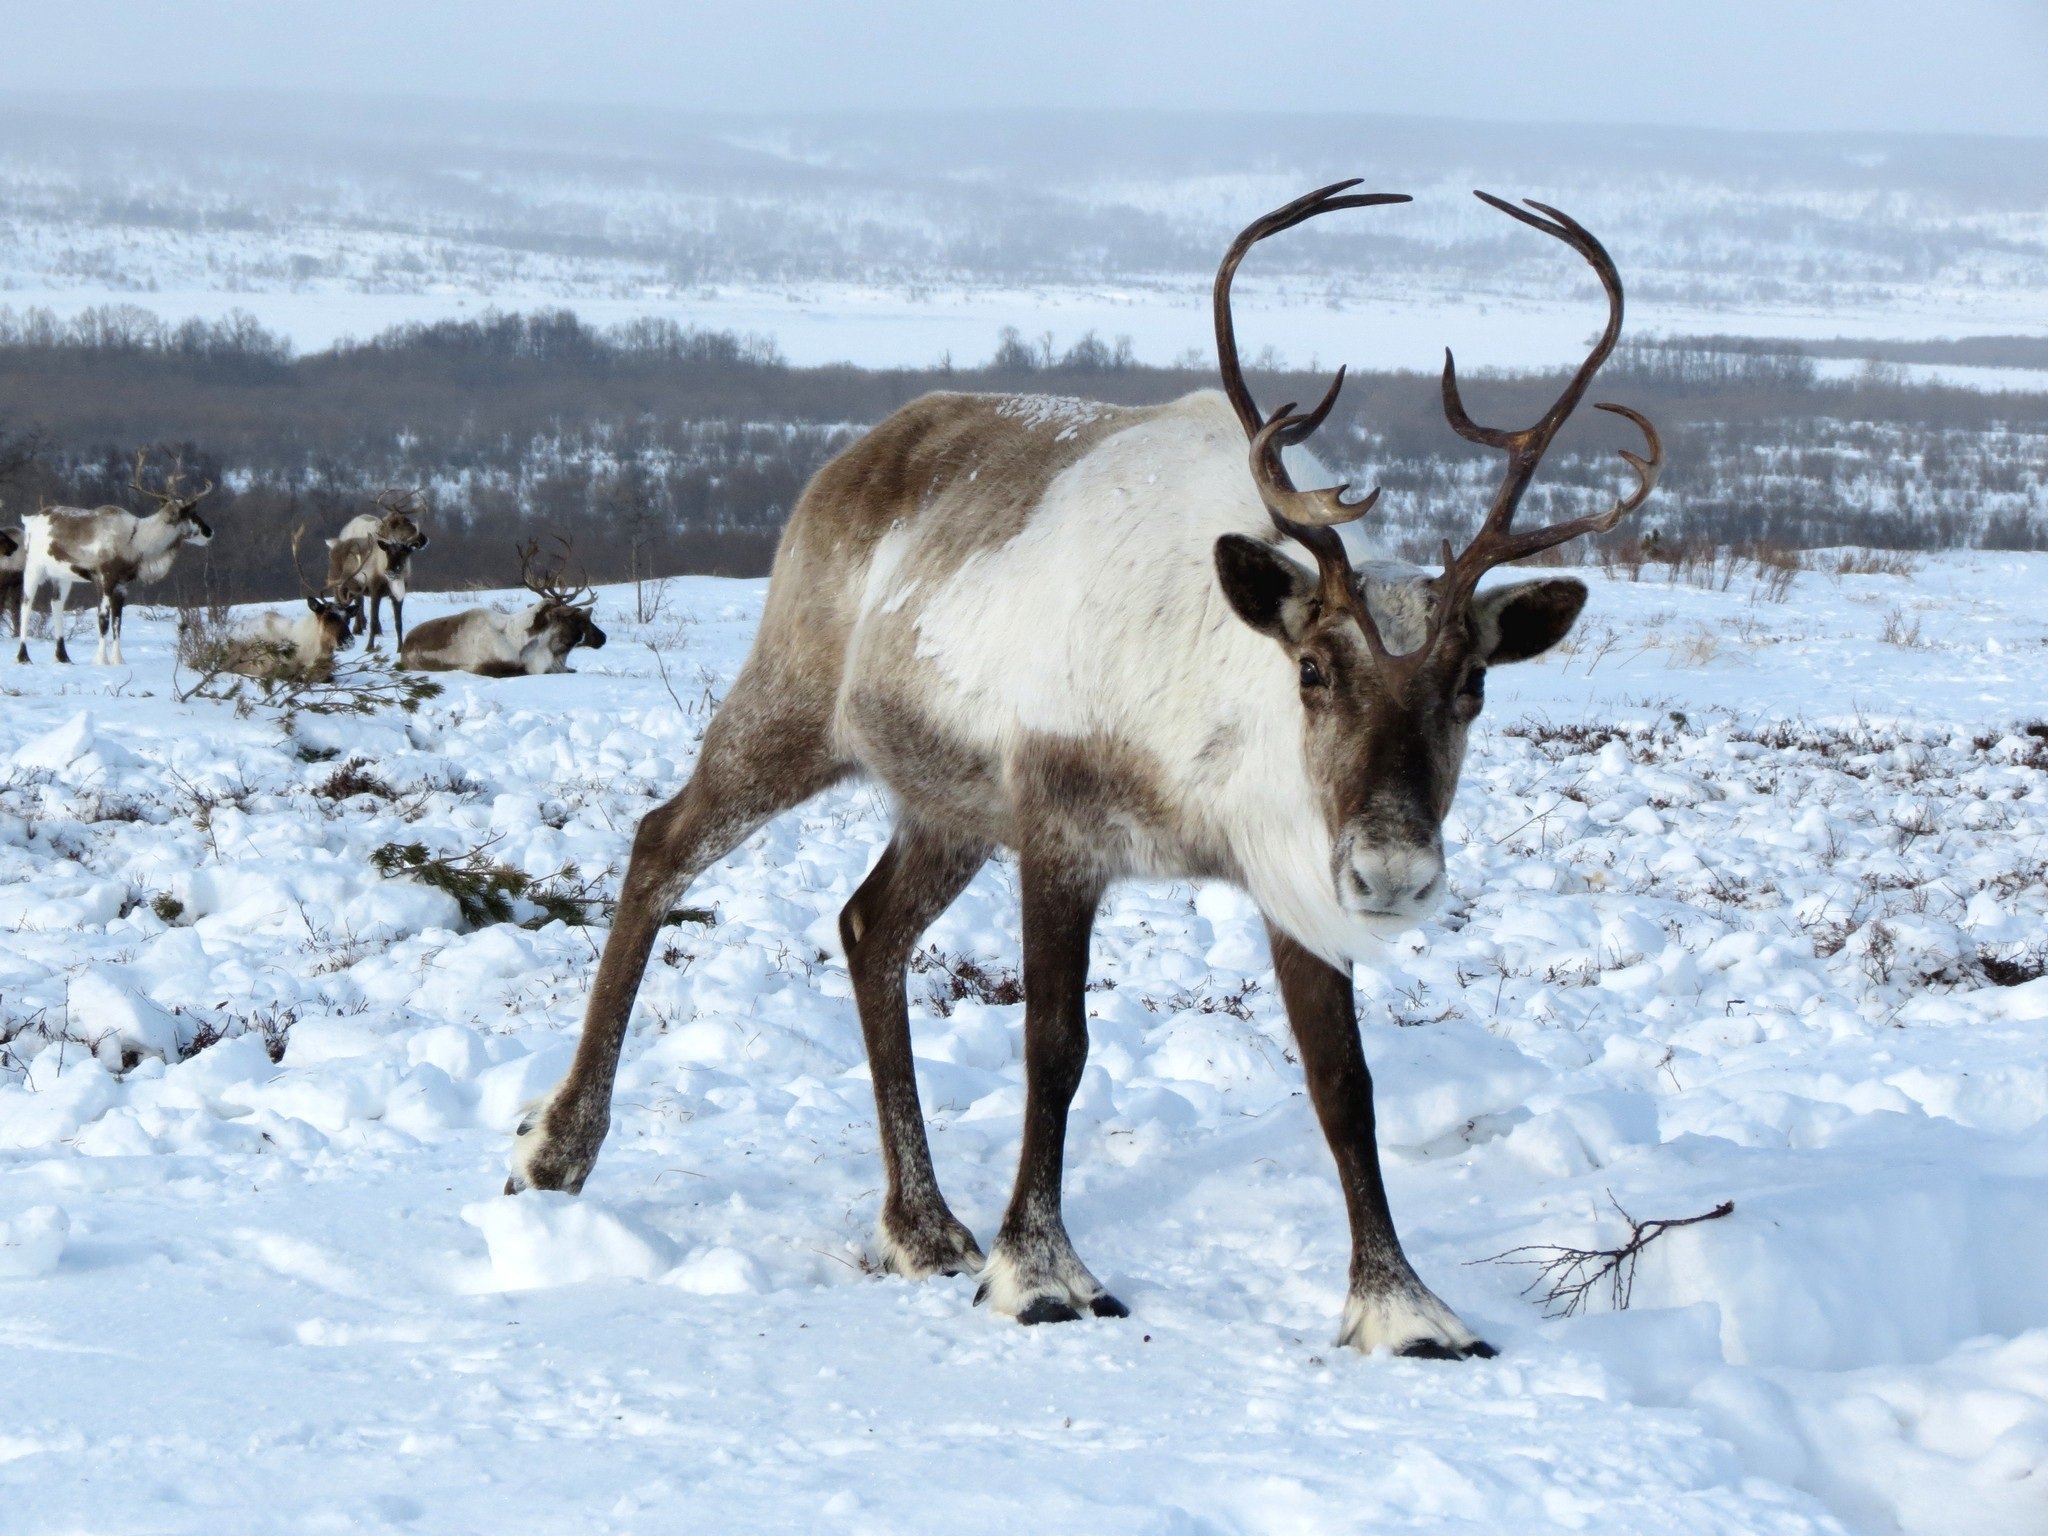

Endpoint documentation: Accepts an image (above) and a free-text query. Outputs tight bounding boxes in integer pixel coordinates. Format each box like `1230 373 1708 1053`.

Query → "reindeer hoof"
1015 1296 1083 1326
506 1085 600 1194
1337 1285 1491 1359
877 1204 984 1280
974 1244 1126 1325
1395 1337 1496 1361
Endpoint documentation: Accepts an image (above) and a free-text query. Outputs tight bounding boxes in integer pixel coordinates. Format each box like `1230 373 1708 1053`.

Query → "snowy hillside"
3 555 2046 1534
2 100 2045 364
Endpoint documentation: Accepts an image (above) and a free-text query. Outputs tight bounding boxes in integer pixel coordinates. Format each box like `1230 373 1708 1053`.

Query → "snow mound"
66 967 187 1066
1362 1020 1549 1148
462 1192 677 1291
0 1206 69 1279
13 711 136 778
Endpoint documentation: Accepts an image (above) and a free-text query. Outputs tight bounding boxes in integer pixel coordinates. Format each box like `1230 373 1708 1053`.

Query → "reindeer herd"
2 474 607 681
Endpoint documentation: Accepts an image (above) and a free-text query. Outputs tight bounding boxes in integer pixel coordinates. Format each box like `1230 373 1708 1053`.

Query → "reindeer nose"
1345 843 1444 916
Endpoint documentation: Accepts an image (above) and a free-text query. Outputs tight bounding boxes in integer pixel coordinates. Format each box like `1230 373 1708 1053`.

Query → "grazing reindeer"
398 541 607 676
0 526 22 640
219 530 358 682
15 450 214 665
509 185 1661 1358
326 488 430 648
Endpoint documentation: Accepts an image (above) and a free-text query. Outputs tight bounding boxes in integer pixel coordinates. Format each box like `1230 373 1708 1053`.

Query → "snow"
2 556 2045 1533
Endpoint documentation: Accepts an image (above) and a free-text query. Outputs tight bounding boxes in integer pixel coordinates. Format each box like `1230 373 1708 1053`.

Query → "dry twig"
1475 1194 1735 1318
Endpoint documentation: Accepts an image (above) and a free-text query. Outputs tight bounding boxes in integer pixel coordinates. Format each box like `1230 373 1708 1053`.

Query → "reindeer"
506 184 1662 1359
218 530 358 682
0 526 22 640
398 541 607 676
325 488 430 648
14 450 214 665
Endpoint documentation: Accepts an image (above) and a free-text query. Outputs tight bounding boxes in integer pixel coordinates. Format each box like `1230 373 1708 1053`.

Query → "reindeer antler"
136 448 213 507
375 487 427 517
1434 194 1663 612
516 537 596 609
132 448 171 506
1214 182 1411 662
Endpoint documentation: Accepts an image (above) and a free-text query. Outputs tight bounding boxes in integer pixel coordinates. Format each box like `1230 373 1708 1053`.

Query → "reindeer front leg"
1268 925 1494 1358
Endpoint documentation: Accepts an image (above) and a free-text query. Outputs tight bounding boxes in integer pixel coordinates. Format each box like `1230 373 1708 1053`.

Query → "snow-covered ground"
3 554 2046 1534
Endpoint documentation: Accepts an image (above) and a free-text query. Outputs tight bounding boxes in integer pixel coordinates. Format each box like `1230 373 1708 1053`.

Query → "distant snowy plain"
3 555 2046 1534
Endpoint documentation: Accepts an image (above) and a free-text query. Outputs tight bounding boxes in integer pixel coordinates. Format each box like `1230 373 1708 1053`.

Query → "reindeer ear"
305 596 322 613
1476 578 1587 664
1215 535 1317 644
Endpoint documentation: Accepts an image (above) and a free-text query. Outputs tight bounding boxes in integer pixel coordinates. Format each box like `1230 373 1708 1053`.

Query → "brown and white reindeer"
14 450 215 665
398 540 607 676
507 184 1662 1358
325 488 430 648
218 530 358 682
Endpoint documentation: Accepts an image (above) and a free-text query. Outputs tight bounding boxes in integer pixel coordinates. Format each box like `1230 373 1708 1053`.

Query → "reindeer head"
372 488 431 561
517 539 608 659
294 527 358 655
133 450 215 546
1211 184 1661 926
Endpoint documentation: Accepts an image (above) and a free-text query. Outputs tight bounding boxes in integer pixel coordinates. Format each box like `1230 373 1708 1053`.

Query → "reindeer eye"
1460 668 1486 702
1298 657 1326 689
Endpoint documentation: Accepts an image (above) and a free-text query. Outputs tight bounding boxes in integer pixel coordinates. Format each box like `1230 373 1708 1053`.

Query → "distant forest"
0 305 2042 608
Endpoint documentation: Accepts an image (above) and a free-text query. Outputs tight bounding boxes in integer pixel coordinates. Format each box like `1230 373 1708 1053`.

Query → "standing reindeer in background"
509 184 1661 1359
398 539 606 676
15 450 214 665
326 488 430 648
220 529 358 682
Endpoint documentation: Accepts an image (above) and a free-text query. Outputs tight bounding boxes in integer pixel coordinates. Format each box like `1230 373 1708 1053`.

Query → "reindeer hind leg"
842 820 991 1278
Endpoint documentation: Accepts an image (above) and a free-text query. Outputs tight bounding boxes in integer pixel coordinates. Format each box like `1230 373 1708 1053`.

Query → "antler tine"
1248 410 1376 529
1247 409 1398 666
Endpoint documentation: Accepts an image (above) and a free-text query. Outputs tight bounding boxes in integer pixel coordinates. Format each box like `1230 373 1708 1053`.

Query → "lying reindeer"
0 526 22 639
218 530 358 682
510 186 1662 1359
15 450 214 665
399 541 606 676
326 488 430 648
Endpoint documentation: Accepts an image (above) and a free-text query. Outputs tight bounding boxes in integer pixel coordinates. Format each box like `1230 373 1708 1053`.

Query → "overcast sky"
4 0 2044 137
